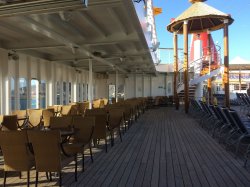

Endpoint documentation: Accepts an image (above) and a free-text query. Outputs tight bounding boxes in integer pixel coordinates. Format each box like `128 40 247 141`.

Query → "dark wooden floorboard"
1 107 250 186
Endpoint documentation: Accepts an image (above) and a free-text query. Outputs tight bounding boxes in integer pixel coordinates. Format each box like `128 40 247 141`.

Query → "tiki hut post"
183 20 189 113
223 19 230 108
207 30 212 104
173 32 179 110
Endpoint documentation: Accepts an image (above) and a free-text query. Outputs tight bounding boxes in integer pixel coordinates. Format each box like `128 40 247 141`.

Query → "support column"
173 32 179 110
239 68 241 92
15 58 20 110
183 20 189 113
142 73 144 97
150 75 152 96
115 70 118 102
207 30 212 104
134 74 137 98
88 59 93 109
223 20 230 108
0 49 9 114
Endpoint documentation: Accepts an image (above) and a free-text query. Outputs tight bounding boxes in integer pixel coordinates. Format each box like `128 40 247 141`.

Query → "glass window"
69 82 72 103
40 80 46 108
56 82 60 105
63 82 67 105
31 79 39 109
109 84 116 103
10 77 15 111
19 78 27 110
83 84 85 101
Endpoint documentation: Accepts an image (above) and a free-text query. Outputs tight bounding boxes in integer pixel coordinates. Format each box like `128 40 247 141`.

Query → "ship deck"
1 107 250 186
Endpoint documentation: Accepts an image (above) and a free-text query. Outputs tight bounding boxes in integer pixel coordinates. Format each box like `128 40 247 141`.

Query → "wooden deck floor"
1 107 250 186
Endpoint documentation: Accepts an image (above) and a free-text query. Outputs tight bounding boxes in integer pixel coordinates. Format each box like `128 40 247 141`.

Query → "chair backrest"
221 107 238 129
99 99 105 108
83 101 90 110
78 102 86 115
61 105 72 116
27 109 43 127
72 116 95 143
12 110 27 117
70 104 78 115
93 99 101 108
43 109 55 128
1 115 18 131
214 106 228 124
108 108 124 130
50 116 73 130
85 110 107 139
103 98 108 106
27 130 62 172
229 110 248 134
0 130 34 171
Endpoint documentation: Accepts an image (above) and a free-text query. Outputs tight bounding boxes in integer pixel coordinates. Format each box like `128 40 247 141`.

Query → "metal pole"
88 58 93 109
183 20 189 113
223 19 230 108
173 32 179 110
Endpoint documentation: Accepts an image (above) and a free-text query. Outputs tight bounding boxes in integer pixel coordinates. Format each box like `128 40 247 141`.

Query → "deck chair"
27 109 43 128
64 116 95 172
228 110 250 157
50 116 73 130
108 108 124 146
1 115 18 131
60 105 72 116
42 109 55 128
0 131 34 187
27 130 77 186
12 110 28 128
85 109 109 152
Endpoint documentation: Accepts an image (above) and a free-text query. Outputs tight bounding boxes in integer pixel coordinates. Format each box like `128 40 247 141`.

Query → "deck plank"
1 107 250 186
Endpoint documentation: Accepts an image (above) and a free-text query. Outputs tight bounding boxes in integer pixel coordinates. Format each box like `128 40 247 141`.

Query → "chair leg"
3 171 7 187
82 152 85 172
35 172 39 187
59 172 62 187
19 171 22 179
75 155 78 181
105 137 108 152
119 129 122 142
27 171 30 187
89 142 93 163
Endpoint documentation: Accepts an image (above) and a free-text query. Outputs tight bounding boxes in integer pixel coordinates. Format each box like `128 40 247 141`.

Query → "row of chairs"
190 99 250 166
0 97 147 186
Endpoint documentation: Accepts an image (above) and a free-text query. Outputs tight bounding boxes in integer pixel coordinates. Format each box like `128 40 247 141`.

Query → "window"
40 80 46 108
56 82 60 105
109 84 116 103
63 82 67 105
167 82 172 95
10 77 15 110
31 79 39 109
19 78 27 110
69 82 72 103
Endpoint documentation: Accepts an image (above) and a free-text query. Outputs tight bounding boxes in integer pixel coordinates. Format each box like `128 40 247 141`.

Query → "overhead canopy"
0 0 156 74
167 1 234 34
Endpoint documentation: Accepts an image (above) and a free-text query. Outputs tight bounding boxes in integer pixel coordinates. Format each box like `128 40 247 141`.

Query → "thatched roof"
167 1 234 34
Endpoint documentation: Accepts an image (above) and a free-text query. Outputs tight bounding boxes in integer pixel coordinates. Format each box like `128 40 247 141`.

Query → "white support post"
88 59 93 109
149 75 153 97
142 73 144 97
134 74 137 98
115 70 118 102
15 58 20 110
27 56 31 109
0 49 9 114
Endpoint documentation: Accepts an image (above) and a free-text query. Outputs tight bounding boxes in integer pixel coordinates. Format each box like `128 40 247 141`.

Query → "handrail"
176 44 222 91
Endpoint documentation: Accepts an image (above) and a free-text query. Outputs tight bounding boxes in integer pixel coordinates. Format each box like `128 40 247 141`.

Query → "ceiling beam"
107 7 128 35
0 0 122 18
19 16 127 74
77 11 108 37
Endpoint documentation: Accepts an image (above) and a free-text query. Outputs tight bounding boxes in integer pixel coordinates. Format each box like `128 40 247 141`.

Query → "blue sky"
153 0 250 63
